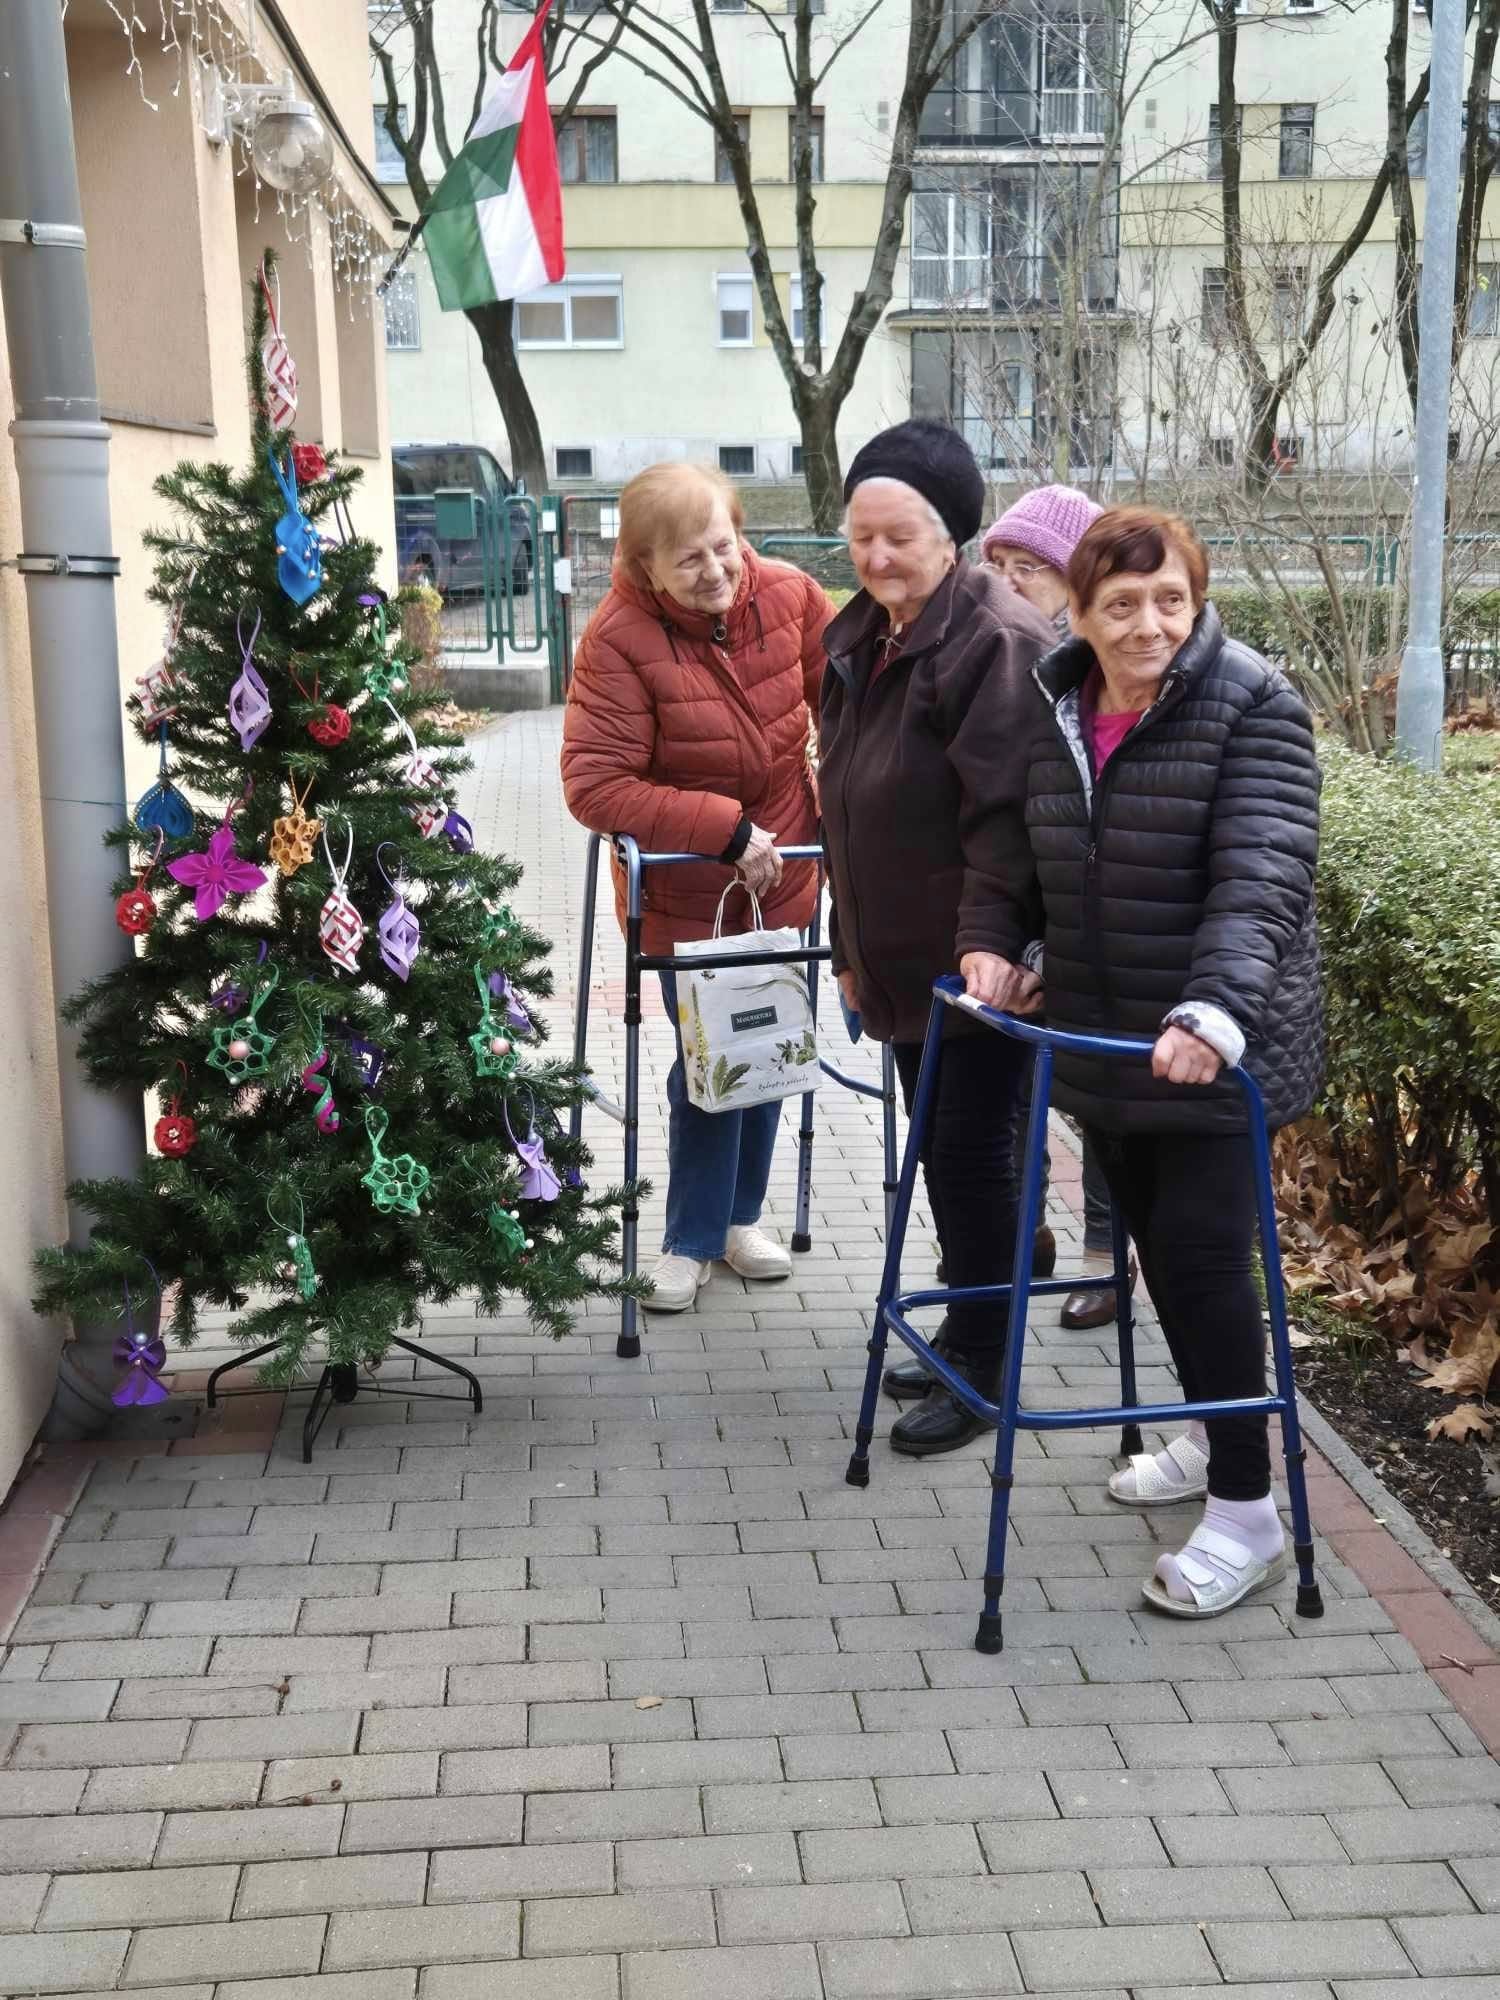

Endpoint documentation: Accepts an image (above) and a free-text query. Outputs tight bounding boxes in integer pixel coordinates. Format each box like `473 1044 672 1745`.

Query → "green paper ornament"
361 1105 431 1216
488 1203 533 1258
269 1192 319 1303
208 965 280 1085
469 963 521 1079
481 903 516 950
362 600 407 702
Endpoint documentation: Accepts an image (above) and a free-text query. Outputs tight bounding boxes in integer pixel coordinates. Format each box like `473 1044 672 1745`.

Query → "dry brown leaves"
1275 1122 1500 1436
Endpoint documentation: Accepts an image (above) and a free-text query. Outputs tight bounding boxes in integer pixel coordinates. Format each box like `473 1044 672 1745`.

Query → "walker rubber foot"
1296 1583 1325 1619
974 1611 1004 1654
791 1232 812 1253
1121 1424 1144 1458
616 1333 642 1361
844 1454 870 1488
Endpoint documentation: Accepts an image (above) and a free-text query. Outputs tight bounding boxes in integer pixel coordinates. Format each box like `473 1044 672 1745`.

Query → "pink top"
1080 667 1141 776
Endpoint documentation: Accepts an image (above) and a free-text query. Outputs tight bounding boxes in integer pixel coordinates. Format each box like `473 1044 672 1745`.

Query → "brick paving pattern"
1 706 1498 1996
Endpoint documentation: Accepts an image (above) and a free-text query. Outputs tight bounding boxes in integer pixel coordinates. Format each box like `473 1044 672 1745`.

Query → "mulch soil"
1295 1332 1500 1616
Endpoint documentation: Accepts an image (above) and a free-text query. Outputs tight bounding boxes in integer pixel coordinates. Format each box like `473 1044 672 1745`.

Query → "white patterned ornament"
318 824 365 975
259 260 298 433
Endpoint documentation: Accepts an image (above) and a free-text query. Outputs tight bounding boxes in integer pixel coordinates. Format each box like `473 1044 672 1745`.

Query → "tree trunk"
796 389 844 532
467 300 548 496
1387 0 1421 411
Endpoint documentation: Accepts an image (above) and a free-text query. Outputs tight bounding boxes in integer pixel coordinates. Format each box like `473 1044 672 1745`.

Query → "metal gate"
394 489 567 701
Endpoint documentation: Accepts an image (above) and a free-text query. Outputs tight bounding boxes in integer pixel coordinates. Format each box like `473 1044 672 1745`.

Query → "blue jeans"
659 972 783 1261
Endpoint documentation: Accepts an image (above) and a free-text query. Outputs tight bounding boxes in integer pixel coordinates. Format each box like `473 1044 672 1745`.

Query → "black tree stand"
205 1333 483 1463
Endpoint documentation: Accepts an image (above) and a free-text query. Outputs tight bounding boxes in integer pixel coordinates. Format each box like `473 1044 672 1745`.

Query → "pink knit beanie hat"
981 485 1103 572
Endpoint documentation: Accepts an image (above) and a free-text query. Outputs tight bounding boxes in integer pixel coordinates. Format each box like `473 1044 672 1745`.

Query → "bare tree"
1203 0 1432 489
372 0 629 494
571 0 1010 528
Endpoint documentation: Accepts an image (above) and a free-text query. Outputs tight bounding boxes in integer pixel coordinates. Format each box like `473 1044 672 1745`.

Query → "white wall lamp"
203 62 335 196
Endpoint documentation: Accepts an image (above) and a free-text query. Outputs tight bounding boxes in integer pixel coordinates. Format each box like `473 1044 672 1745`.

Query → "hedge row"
1314 744 1500 1247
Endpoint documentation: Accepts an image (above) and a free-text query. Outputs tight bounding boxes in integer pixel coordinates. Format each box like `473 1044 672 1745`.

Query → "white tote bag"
674 884 821 1114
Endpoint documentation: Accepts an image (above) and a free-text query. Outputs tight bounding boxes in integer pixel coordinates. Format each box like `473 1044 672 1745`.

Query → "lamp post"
1397 0 1467 770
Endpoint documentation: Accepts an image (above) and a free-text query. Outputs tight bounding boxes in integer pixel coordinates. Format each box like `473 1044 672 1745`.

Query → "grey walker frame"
569 833 899 1358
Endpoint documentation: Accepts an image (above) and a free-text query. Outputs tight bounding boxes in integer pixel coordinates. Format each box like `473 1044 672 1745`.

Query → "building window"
1408 100 1500 178
791 443 804 473
1201 436 1235 468
555 446 594 478
719 444 756 475
373 103 409 184
382 265 421 351
717 273 755 346
1206 104 1222 180
789 272 824 343
1201 265 1229 341
789 110 824 181
1279 102 1315 178
1472 265 1500 337
556 112 618 184
715 112 751 183
714 0 748 10
516 278 624 348
920 2 1110 144
1272 265 1305 338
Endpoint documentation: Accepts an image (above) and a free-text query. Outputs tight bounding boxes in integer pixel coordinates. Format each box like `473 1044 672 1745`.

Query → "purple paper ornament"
506 1097 561 1204
228 607 271 751
488 969 531 1035
210 978 246 1013
111 1268 168 1408
565 1165 585 1192
112 1327 169 1407
346 1033 386 1093
376 843 420 982
168 820 268 922
444 811 475 854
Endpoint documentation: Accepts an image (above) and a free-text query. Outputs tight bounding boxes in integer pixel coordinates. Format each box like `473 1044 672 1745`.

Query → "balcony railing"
910 253 1116 313
919 86 1105 145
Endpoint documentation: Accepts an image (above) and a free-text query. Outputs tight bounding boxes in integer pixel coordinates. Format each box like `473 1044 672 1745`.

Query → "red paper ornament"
116 886 157 936
308 703 351 747
291 442 328 483
154 1110 198 1157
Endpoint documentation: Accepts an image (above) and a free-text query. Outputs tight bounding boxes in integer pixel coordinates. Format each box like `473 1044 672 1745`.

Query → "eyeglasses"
988 556 1044 581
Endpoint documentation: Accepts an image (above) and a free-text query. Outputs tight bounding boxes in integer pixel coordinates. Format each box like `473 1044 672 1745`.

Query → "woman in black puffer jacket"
1004 506 1322 1621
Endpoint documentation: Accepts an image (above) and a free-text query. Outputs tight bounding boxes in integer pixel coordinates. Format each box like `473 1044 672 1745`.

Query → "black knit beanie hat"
842 419 985 547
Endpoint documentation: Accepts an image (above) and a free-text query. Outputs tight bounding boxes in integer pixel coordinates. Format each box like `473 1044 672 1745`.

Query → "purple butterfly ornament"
168 821 268 922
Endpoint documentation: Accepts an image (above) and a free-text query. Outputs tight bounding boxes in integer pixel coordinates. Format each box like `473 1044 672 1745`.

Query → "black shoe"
882 1318 951 1401
889 1349 1001 1457
329 1363 359 1405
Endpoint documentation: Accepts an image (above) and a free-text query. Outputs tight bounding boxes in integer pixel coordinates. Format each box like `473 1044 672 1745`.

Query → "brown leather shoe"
1060 1259 1138 1331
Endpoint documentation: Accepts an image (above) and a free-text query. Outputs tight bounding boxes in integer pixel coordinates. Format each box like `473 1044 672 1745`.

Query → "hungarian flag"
423 0 565 312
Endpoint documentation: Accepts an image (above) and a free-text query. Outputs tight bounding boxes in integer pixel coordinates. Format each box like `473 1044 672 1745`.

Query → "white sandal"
1141 1523 1287 1620
1107 1432 1209 1508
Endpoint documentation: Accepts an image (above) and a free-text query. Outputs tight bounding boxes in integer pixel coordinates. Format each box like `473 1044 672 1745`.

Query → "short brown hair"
617 463 745 587
1067 506 1209 613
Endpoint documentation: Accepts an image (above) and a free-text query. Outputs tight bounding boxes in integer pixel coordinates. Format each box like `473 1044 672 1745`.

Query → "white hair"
840 477 954 549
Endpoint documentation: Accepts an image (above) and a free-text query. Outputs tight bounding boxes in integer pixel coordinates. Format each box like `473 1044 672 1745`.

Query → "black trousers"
892 1034 1026 1357
1090 1128 1270 1502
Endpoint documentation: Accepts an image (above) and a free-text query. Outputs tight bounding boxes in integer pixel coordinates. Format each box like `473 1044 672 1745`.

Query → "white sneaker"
647 1253 711 1313
724 1225 792 1281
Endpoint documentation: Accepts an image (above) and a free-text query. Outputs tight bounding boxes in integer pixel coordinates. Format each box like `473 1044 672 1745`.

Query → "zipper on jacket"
832 660 903 1034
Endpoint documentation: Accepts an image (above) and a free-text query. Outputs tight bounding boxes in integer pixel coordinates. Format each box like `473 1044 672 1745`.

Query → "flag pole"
376 216 427 298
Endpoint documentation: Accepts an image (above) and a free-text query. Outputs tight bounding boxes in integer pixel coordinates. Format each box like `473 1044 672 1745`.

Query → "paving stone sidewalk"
3 707 1500 1999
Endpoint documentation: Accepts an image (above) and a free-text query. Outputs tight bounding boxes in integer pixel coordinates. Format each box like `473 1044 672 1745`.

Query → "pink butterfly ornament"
167 819 267 922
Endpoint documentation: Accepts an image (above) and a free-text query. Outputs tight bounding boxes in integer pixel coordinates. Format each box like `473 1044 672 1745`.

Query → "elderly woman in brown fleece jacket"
819 421 1053 1458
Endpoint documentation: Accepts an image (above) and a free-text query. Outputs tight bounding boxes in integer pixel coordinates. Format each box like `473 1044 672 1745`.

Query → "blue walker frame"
569 833 900 1359
846 975 1326 1653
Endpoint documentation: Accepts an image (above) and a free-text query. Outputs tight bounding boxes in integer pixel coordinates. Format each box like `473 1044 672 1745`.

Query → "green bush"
1316 744 1500 1234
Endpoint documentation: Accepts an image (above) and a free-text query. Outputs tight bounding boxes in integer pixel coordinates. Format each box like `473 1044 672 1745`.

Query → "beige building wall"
1119 0 1500 475
0 0 394 1498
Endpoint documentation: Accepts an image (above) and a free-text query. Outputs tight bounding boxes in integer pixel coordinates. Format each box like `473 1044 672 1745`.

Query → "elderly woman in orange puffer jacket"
561 462 832 1313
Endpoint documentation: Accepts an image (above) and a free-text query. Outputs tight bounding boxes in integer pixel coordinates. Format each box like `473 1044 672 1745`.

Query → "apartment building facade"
379 0 1500 493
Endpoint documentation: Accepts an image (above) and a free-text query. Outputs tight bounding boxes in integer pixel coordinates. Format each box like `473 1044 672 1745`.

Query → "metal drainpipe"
0 2 147 1437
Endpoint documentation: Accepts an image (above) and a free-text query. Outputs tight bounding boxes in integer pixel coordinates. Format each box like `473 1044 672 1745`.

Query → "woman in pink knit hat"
982 484 1102 638
982 484 1134 1335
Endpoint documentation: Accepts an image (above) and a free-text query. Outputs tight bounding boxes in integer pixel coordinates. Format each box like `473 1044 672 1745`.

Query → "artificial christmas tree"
35 256 635 1439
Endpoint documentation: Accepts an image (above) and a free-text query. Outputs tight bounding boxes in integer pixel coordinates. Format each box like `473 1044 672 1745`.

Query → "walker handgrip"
935 974 1220 1071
